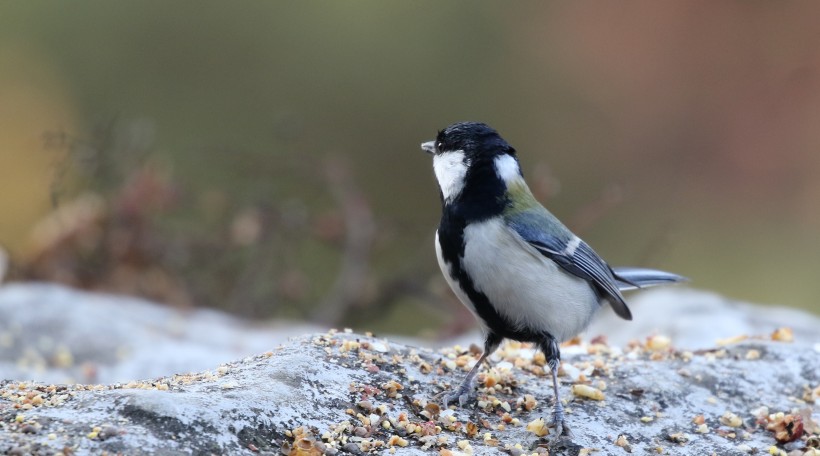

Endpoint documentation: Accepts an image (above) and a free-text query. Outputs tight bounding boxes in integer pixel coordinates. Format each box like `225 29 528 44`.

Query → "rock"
3 282 818 384
0 282 323 384
1 331 818 455
586 288 820 349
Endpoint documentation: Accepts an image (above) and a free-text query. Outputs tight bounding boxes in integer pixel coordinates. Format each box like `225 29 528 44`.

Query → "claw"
547 403 573 438
547 417 573 438
441 377 477 408
440 334 501 410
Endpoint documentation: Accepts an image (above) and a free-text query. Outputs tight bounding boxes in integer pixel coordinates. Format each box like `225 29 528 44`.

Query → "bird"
421 121 686 438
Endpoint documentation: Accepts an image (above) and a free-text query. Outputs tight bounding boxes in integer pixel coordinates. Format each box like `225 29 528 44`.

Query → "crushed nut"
615 434 632 452
771 327 794 343
745 349 761 360
719 412 743 428
765 412 804 443
646 335 672 351
571 384 605 401
526 418 549 437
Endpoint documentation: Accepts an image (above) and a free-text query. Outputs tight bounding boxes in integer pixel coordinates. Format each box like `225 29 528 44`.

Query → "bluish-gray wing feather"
506 212 633 320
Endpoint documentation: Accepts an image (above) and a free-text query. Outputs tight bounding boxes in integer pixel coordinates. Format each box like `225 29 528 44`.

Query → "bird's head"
421 122 522 205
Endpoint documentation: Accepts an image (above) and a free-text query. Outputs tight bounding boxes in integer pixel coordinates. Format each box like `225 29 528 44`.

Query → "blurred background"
1 2 819 339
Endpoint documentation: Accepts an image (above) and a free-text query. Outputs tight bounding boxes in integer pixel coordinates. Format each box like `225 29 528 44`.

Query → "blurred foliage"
1 1 819 336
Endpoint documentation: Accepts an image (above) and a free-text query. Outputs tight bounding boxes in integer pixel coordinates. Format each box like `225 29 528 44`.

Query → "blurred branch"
42 117 155 208
223 205 282 317
22 120 456 335
311 156 375 325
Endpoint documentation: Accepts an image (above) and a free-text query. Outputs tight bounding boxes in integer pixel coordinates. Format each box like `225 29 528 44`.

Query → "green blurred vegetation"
1 2 818 336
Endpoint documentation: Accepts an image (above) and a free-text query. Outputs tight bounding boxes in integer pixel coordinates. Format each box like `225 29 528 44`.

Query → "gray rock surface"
0 282 323 384
1 331 818 455
587 288 820 349
3 283 819 387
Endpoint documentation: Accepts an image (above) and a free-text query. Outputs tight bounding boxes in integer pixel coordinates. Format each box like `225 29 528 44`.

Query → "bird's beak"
421 141 436 155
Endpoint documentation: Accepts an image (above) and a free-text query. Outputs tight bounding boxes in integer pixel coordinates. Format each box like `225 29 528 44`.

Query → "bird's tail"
612 267 688 291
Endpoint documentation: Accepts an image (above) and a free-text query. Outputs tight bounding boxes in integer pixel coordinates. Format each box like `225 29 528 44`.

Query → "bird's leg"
442 332 502 408
540 337 572 438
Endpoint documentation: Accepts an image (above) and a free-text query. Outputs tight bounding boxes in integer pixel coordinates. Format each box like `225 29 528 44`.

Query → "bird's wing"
506 210 633 320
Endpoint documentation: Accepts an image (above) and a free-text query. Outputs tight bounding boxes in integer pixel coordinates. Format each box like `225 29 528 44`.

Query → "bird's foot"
440 378 477 408
547 405 573 438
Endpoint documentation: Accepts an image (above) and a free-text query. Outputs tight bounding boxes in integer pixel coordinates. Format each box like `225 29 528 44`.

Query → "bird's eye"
436 141 443 152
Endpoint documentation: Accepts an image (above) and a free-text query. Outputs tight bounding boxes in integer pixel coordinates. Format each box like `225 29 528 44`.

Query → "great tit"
421 121 686 437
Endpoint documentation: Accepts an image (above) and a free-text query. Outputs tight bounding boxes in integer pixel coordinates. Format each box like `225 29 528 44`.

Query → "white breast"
459 218 600 342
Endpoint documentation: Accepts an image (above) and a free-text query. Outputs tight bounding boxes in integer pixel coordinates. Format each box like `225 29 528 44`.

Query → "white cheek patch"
433 151 469 202
493 154 522 185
